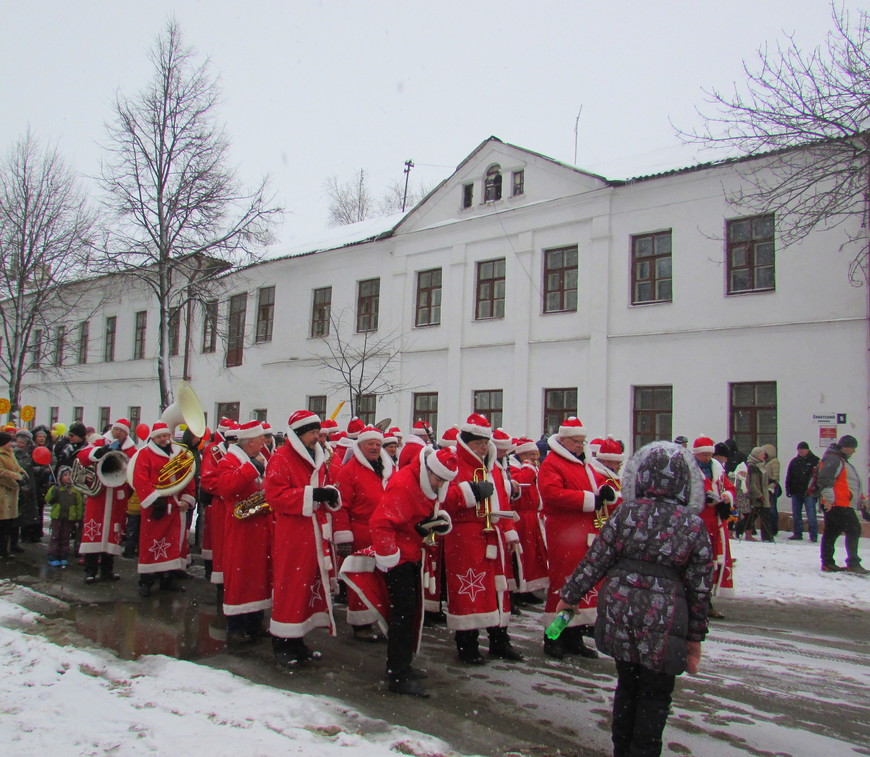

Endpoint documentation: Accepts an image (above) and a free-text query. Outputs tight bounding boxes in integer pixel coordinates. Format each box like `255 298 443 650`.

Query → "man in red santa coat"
441 413 523 664
539 417 618 659
132 422 197 597
77 418 137 582
398 420 432 468
382 427 401 466
213 420 272 645
334 424 394 642
265 410 342 668
369 445 458 697
691 435 736 617
327 417 364 483
199 419 237 596
509 436 549 604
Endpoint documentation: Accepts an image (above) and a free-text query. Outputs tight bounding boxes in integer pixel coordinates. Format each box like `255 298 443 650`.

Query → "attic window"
512 170 524 196
484 164 502 202
462 183 474 208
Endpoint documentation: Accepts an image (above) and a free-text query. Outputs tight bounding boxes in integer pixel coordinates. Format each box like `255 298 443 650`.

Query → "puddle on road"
1 557 227 662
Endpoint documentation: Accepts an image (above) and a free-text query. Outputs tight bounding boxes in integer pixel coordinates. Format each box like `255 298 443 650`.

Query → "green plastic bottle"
545 608 574 640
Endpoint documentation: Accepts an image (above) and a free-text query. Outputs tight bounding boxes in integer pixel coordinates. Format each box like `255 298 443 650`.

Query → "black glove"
312 487 339 505
93 446 109 459
705 490 717 504
151 497 168 520
335 542 353 559
415 514 451 537
468 481 494 502
716 501 732 520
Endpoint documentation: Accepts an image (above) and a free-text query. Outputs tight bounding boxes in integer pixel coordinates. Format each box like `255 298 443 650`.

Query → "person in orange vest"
817 434 868 574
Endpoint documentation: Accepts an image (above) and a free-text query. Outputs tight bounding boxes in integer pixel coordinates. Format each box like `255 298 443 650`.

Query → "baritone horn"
160 380 206 438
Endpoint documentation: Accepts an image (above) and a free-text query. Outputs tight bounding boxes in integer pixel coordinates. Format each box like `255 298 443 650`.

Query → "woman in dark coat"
556 441 714 757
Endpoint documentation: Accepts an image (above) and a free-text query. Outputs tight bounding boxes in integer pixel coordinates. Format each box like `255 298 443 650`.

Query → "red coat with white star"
77 435 136 557
440 439 518 631
265 434 341 639
132 441 197 574
509 459 549 593
213 445 272 616
698 458 736 596
538 436 601 626
199 441 227 583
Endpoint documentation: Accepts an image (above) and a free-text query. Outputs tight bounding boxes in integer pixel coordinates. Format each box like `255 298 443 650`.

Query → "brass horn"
97 450 129 488
161 381 206 437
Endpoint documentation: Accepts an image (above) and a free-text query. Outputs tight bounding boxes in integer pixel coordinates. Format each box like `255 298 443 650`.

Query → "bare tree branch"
678 2 870 283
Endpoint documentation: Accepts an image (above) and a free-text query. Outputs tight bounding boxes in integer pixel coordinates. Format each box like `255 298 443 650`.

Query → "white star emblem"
456 568 487 602
149 538 171 560
309 577 323 607
83 519 102 540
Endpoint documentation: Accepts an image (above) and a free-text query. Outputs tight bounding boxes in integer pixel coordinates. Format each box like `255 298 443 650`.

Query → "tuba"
126 381 205 496
70 459 102 496
97 450 129 488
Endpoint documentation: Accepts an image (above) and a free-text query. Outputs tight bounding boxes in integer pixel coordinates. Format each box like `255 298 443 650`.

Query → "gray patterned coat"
560 442 714 675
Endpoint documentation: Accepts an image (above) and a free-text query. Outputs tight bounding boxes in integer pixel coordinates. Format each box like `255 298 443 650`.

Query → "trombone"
593 479 621 529
472 467 496 533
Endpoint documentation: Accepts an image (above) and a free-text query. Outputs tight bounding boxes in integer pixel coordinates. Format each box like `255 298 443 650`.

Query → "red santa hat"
288 410 321 432
460 413 493 439
492 428 514 451
321 418 340 435
346 417 365 439
597 435 625 462
692 435 715 455
149 421 171 439
425 446 459 482
357 425 384 444
513 436 538 456
410 420 430 437
262 422 273 435
439 426 459 447
588 438 604 456
383 427 401 445
217 417 235 434
558 417 586 438
112 418 131 434
235 420 265 439
223 420 240 439
331 430 347 444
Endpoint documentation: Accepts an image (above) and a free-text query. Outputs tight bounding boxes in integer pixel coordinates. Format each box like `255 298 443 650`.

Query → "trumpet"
472 467 496 533
233 490 272 520
593 479 621 529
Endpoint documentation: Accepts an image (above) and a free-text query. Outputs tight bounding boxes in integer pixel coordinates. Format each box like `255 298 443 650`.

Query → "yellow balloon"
53 422 68 436
178 423 188 431
0 398 10 414
20 405 35 422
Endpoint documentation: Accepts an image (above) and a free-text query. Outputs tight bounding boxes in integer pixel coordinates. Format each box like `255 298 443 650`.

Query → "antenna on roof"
574 106 583 166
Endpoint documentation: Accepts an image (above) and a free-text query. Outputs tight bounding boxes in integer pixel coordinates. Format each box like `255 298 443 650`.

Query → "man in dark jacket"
817 435 867 574
784 442 820 542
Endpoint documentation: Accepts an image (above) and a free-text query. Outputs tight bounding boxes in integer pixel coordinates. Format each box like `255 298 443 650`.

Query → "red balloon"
32 446 51 466
136 423 150 441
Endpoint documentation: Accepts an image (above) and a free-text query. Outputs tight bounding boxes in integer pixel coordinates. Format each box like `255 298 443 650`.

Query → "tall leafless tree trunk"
325 169 373 227
98 19 282 409
0 131 97 419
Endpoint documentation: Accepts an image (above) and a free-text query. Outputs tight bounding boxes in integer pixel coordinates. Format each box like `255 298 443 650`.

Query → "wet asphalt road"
1 544 868 757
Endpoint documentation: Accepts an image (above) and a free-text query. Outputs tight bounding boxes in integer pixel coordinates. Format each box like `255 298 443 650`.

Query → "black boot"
562 626 598 659
488 626 524 661
543 634 566 660
455 629 486 665
100 554 120 581
9 523 24 553
0 521 10 558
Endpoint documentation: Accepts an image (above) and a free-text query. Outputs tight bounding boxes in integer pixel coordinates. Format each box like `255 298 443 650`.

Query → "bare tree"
313 309 408 418
325 169 373 226
682 3 870 283
377 177 431 215
0 131 97 418
97 19 282 409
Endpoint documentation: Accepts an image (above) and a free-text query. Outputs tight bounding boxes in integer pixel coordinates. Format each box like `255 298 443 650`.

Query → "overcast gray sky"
1 1 861 247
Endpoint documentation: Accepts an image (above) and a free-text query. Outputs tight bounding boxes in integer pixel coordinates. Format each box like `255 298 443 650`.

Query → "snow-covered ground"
0 536 867 757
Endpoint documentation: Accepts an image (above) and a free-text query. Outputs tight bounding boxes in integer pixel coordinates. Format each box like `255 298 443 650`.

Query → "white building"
20 137 867 472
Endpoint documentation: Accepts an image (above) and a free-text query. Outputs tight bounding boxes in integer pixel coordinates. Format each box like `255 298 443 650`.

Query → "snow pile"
729 536 870 609
0 592 459 757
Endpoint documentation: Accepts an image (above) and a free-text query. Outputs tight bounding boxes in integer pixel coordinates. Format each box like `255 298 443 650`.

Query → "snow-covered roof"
262 212 406 262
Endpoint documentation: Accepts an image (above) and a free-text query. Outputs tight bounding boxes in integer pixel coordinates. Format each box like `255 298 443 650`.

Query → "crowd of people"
0 410 866 755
